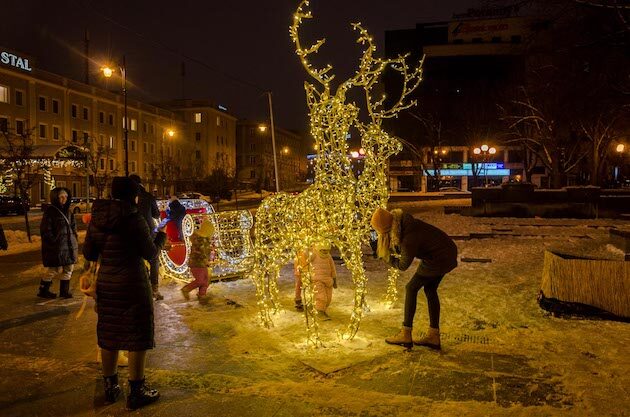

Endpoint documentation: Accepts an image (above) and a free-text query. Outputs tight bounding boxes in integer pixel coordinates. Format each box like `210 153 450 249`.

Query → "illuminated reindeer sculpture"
250 0 423 345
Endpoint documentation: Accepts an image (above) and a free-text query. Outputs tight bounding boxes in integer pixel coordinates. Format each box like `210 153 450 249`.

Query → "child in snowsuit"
181 219 215 304
294 243 337 319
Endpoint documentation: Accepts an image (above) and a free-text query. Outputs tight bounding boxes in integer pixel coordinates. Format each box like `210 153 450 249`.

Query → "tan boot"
385 326 413 348
413 327 441 350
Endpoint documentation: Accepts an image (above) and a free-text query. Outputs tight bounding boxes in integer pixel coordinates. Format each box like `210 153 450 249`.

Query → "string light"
250 0 423 346
157 200 254 283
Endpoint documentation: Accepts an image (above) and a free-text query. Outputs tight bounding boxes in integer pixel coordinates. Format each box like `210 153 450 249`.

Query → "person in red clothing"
181 219 215 304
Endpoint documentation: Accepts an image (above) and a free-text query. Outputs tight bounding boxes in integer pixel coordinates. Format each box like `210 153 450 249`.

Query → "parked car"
70 197 95 214
178 192 212 203
0 195 28 216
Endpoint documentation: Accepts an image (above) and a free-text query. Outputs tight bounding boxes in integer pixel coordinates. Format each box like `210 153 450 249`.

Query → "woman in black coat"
38 187 78 299
83 177 166 410
371 207 458 349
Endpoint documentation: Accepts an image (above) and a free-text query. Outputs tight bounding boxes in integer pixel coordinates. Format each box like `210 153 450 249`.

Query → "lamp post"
161 129 175 197
102 56 128 176
259 116 280 192
473 144 497 187
615 143 625 186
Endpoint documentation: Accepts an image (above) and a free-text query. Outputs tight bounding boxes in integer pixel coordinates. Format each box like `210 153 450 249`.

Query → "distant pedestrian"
38 187 78 299
129 174 163 301
83 176 167 410
181 219 215 304
167 195 186 241
0 224 7 250
371 208 458 350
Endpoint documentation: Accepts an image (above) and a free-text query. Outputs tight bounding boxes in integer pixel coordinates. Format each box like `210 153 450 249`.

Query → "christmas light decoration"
250 0 423 346
156 200 254 283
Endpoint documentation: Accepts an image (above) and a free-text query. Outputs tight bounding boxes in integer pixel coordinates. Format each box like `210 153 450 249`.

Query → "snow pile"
1 230 41 255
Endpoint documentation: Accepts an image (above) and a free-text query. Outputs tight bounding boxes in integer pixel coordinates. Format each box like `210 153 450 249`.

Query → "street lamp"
258 119 280 192
161 128 175 197
101 56 128 176
473 144 497 187
614 143 625 185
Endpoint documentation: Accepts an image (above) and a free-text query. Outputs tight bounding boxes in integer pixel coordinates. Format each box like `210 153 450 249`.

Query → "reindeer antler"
372 54 424 120
289 0 334 87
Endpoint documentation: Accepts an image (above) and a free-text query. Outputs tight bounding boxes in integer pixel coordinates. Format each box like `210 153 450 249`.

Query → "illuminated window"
130 118 137 131
216 116 220 126
109 136 115 148
194 112 202 123
0 85 8 103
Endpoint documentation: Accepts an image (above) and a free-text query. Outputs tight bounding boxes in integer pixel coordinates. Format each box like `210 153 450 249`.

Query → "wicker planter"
540 250 630 319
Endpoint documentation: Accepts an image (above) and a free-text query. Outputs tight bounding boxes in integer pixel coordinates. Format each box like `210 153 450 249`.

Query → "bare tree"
74 136 118 198
0 127 42 242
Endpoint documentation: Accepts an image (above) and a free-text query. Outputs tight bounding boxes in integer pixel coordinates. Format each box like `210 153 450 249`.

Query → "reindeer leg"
300 257 321 347
250 262 273 328
342 244 369 340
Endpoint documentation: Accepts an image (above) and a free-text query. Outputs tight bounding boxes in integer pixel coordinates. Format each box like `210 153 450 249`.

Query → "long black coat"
137 184 159 230
389 211 458 277
83 199 166 351
40 188 78 267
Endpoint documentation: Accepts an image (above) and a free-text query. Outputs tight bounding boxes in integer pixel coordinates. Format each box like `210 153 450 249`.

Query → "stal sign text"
1 51 32 72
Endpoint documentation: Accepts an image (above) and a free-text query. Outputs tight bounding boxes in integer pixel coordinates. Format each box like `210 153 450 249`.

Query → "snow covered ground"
0 230 86 255
145 204 629 416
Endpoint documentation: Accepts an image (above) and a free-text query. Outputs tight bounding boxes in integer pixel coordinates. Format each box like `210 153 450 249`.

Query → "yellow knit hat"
371 208 393 234
195 219 215 238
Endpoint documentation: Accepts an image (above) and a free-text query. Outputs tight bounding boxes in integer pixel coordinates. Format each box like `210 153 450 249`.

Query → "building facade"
160 100 237 179
236 121 308 191
384 12 552 189
0 49 237 203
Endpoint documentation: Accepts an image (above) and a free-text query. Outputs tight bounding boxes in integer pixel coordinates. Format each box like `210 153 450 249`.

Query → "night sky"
2 0 478 131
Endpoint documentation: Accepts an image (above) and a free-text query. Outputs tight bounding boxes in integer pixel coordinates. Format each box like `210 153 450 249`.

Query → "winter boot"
385 326 413 348
37 280 57 299
126 379 160 410
59 280 73 299
180 286 191 301
413 327 441 350
103 374 121 404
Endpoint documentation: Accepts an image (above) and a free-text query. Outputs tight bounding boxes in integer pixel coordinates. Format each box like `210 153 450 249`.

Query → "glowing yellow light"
474 147 481 155
249 0 423 346
359 148 365 156
351 151 360 158
259 125 267 132
167 129 175 137
481 144 489 152
441 149 447 155
489 147 497 155
101 66 114 78
617 144 625 153
282 146 289 155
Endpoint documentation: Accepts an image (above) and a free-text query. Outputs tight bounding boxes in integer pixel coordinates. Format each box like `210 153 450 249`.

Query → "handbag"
75 260 99 319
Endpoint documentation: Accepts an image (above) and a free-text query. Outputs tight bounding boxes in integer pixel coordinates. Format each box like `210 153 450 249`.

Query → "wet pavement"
0 251 577 417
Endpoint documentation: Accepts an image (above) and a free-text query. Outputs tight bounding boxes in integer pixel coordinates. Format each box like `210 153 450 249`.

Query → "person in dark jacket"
83 176 167 410
371 207 458 350
38 187 78 299
129 174 163 301
166 195 186 241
